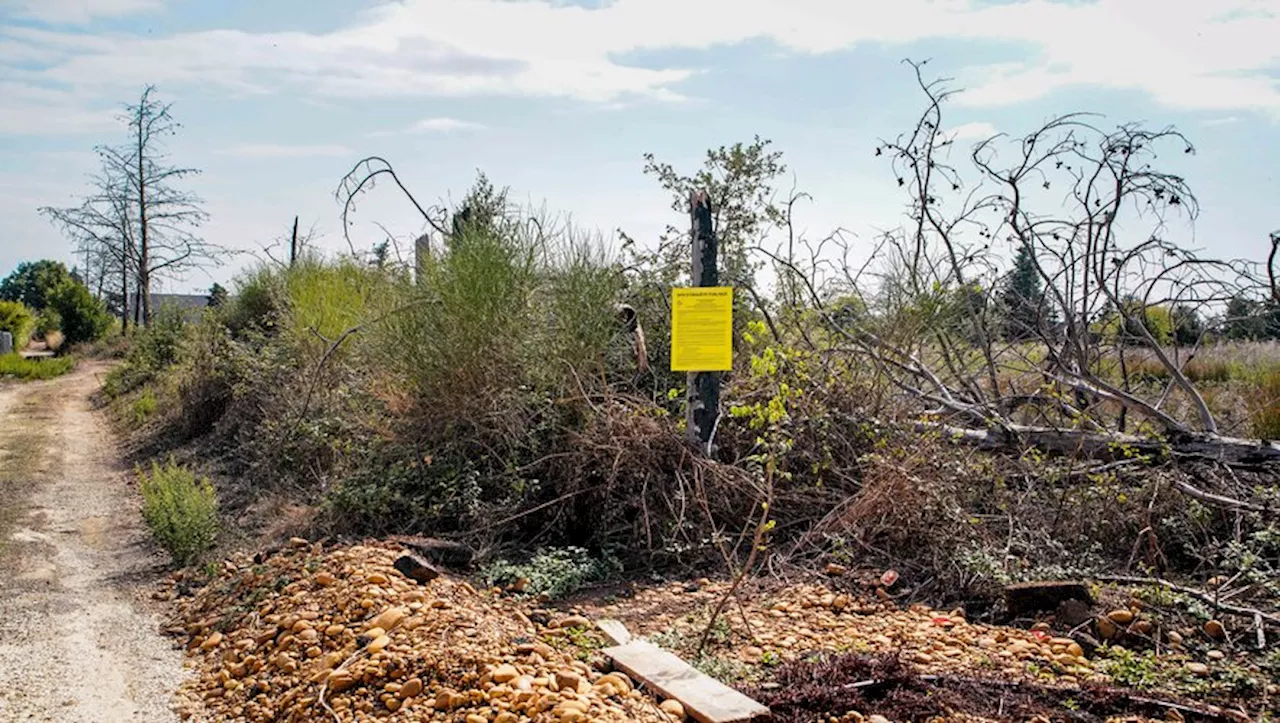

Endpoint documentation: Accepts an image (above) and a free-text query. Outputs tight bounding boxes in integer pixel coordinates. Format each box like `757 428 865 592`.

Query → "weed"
1095 646 1165 690
480 546 620 600
138 457 219 566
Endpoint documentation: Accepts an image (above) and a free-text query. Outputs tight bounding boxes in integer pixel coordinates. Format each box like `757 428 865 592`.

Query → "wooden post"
686 190 720 453
290 215 299 266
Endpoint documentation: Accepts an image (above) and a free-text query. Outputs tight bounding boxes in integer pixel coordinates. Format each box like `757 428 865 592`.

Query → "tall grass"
375 211 623 417
1251 368 1280 439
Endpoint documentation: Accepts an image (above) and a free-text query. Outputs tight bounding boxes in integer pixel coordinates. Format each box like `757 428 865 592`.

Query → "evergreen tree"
999 241 1050 340
207 283 229 308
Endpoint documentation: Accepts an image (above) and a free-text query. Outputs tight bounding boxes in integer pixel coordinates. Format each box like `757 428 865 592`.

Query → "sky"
1 0 1277 295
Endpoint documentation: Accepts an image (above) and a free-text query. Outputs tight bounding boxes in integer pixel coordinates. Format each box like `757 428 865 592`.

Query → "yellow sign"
670 287 733 371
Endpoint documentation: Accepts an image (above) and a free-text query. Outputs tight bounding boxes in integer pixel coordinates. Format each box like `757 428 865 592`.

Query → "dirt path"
0 362 190 722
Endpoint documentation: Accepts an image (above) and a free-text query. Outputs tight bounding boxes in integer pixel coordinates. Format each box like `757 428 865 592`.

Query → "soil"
0 362 192 722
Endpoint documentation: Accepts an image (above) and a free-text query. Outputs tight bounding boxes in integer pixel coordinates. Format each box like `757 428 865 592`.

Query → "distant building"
127 293 211 323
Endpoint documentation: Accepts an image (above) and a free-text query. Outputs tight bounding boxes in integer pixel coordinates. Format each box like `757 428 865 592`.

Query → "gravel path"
0 362 191 722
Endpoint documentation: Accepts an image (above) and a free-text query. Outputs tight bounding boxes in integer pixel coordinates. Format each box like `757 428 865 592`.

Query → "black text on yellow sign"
670 286 733 372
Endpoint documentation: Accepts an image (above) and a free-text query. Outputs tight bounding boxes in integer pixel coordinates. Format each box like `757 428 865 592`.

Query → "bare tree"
41 157 139 332
93 85 217 325
766 60 1274 471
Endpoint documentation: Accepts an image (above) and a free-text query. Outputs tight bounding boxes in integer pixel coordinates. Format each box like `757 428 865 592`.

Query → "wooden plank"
596 618 632 646
604 640 770 723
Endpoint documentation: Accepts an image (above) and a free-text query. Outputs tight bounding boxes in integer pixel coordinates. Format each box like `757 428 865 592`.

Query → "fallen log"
1096 575 1280 629
918 421 1280 469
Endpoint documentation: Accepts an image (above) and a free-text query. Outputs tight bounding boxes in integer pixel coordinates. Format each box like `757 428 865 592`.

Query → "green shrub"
130 387 158 425
35 307 61 339
0 353 76 380
46 277 111 346
0 300 35 347
224 267 283 336
480 546 620 599
138 457 219 565
103 306 188 398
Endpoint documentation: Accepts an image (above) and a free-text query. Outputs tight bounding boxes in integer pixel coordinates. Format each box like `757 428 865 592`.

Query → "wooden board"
596 618 633 646
603 640 770 723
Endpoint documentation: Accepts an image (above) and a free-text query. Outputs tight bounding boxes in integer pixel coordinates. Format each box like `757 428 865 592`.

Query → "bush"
35 307 61 339
0 300 35 347
0 353 76 380
138 457 219 565
46 278 111 346
131 387 158 425
103 306 188 398
224 266 284 336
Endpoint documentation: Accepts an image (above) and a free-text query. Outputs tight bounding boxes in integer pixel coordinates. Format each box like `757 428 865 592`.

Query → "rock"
366 635 391 653
492 664 519 684
825 563 848 576
555 671 583 692
368 606 408 632
1106 609 1134 625
869 716 893 723
1095 617 1118 640
393 553 441 584
1005 581 1092 618
1207 649 1225 660
659 699 685 720
1166 630 1183 646
1203 620 1225 639
399 677 423 699
1186 662 1210 676
556 615 591 629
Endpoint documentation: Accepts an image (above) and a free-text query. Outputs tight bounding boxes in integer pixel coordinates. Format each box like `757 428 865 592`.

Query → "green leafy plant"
1095 646 1165 690
138 457 219 566
480 546 619 599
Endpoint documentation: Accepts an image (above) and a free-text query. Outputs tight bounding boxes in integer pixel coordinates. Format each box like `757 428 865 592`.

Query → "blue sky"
1 0 1277 294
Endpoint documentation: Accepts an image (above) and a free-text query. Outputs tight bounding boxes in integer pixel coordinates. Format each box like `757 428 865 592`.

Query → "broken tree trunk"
919 420 1280 470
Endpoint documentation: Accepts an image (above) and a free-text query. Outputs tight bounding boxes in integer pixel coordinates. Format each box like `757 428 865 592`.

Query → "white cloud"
0 81 119 134
407 117 484 133
1 0 1277 115
945 121 998 142
0 0 163 24
369 117 486 137
215 144 353 159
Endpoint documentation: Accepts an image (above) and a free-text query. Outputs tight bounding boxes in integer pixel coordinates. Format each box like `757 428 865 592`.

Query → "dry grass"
0 397 51 558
